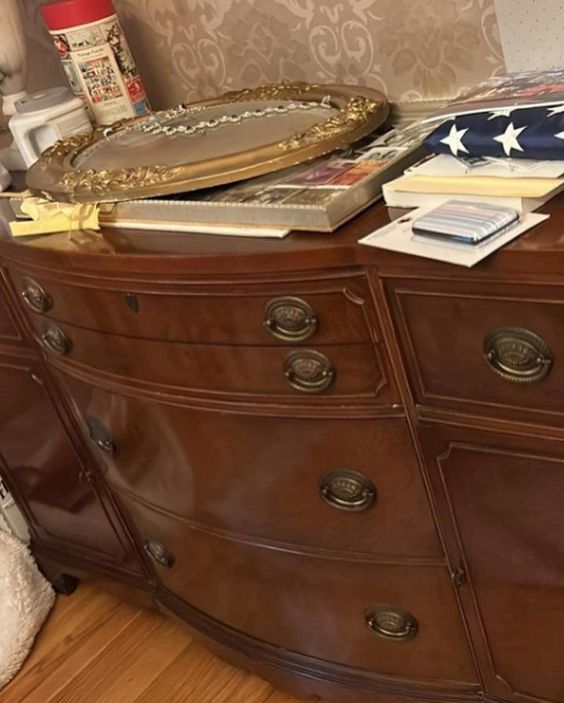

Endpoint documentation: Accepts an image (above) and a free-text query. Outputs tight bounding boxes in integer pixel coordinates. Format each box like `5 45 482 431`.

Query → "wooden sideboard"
1 195 564 703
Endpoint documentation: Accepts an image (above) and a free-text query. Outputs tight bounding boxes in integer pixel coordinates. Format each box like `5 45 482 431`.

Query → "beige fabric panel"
22 0 504 109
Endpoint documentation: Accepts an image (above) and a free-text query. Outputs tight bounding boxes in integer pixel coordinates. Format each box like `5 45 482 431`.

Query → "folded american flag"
424 105 564 160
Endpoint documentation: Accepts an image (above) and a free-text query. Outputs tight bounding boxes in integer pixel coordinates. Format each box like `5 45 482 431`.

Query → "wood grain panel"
121 494 478 685
10 268 376 346
422 426 564 703
60 374 441 560
32 320 395 404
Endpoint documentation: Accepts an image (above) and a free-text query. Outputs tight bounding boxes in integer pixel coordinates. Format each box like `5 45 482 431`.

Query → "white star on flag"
493 122 527 156
556 131 564 141
440 124 469 156
487 107 516 121
547 104 564 117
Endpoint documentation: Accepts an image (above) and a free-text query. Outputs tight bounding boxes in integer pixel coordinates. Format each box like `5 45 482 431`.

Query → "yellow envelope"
387 174 564 199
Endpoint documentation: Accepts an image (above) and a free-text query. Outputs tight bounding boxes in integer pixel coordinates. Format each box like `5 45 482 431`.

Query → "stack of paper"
383 154 564 213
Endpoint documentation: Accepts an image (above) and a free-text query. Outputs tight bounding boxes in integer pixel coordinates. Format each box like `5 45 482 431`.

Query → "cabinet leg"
50 572 80 595
34 554 80 595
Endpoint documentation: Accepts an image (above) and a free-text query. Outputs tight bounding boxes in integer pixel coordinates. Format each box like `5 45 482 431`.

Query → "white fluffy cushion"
0 531 55 690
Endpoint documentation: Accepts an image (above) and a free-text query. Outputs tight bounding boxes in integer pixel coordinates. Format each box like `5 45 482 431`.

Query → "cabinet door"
422 426 564 703
0 353 134 565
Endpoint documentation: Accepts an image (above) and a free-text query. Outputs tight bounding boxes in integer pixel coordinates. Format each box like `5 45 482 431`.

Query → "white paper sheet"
101 219 291 238
406 154 564 179
359 208 549 267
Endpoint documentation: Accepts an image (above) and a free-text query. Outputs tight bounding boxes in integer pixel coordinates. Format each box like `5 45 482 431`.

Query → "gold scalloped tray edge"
27 82 389 204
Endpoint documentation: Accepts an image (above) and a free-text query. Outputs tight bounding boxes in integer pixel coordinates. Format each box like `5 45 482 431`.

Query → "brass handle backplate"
483 326 553 383
320 470 376 512
264 296 318 342
21 277 53 314
41 325 72 356
86 417 116 455
144 539 174 568
284 350 335 394
365 605 418 641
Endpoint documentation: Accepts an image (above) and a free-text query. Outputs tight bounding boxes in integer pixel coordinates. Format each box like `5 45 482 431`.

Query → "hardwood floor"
3 584 306 703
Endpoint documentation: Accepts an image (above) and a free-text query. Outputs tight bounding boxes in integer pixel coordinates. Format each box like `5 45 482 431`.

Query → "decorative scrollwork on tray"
279 96 381 151
41 131 97 163
60 165 184 194
27 82 388 203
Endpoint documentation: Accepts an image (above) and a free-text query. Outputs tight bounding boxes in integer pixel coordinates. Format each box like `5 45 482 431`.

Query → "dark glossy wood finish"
387 277 564 427
421 425 564 703
57 373 442 560
4 194 564 702
0 270 145 582
29 319 394 404
121 490 476 684
10 268 375 345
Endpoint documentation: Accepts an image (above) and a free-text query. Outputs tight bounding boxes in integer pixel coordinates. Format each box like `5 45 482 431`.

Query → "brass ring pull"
86 418 116 455
264 297 318 342
320 470 376 512
365 606 418 641
483 326 553 383
144 539 174 568
41 325 72 356
21 278 53 314
284 350 335 393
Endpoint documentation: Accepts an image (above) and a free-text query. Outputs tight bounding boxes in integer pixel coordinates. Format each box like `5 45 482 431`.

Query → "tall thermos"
41 0 150 126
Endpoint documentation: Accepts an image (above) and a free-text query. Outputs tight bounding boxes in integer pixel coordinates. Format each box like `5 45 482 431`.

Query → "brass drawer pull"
320 470 376 512
264 297 318 342
40 325 72 356
21 278 53 314
86 418 116 454
365 606 418 641
284 350 335 394
483 326 553 384
144 539 174 568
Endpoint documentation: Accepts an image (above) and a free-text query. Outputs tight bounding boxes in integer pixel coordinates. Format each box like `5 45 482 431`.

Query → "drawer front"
61 375 441 559
11 269 375 345
35 320 396 403
122 496 477 684
388 280 564 422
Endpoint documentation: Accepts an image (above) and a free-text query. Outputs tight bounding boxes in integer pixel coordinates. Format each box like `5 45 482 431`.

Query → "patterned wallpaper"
22 0 504 109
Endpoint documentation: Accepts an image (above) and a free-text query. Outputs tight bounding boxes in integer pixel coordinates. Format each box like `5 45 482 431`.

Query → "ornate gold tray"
27 82 388 204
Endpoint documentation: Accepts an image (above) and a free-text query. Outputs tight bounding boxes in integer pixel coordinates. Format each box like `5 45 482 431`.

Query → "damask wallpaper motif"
23 0 504 109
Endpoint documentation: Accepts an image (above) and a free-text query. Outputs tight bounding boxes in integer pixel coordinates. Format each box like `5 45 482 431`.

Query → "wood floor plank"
17 604 142 703
2 586 129 702
50 609 192 703
4 584 306 703
135 642 273 703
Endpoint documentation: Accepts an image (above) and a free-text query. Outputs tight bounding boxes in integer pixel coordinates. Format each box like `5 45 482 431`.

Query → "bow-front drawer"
32 318 397 404
57 374 442 559
387 279 564 425
119 495 477 687
11 269 377 346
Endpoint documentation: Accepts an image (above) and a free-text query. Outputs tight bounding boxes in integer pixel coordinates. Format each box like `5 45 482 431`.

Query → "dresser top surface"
1 195 564 281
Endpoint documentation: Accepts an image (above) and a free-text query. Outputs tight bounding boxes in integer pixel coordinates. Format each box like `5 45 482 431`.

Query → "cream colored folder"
386 174 564 199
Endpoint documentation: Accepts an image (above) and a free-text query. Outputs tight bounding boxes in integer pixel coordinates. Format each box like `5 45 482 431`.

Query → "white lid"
16 87 73 114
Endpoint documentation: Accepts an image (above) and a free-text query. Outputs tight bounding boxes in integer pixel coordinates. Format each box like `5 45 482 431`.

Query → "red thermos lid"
41 0 116 31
